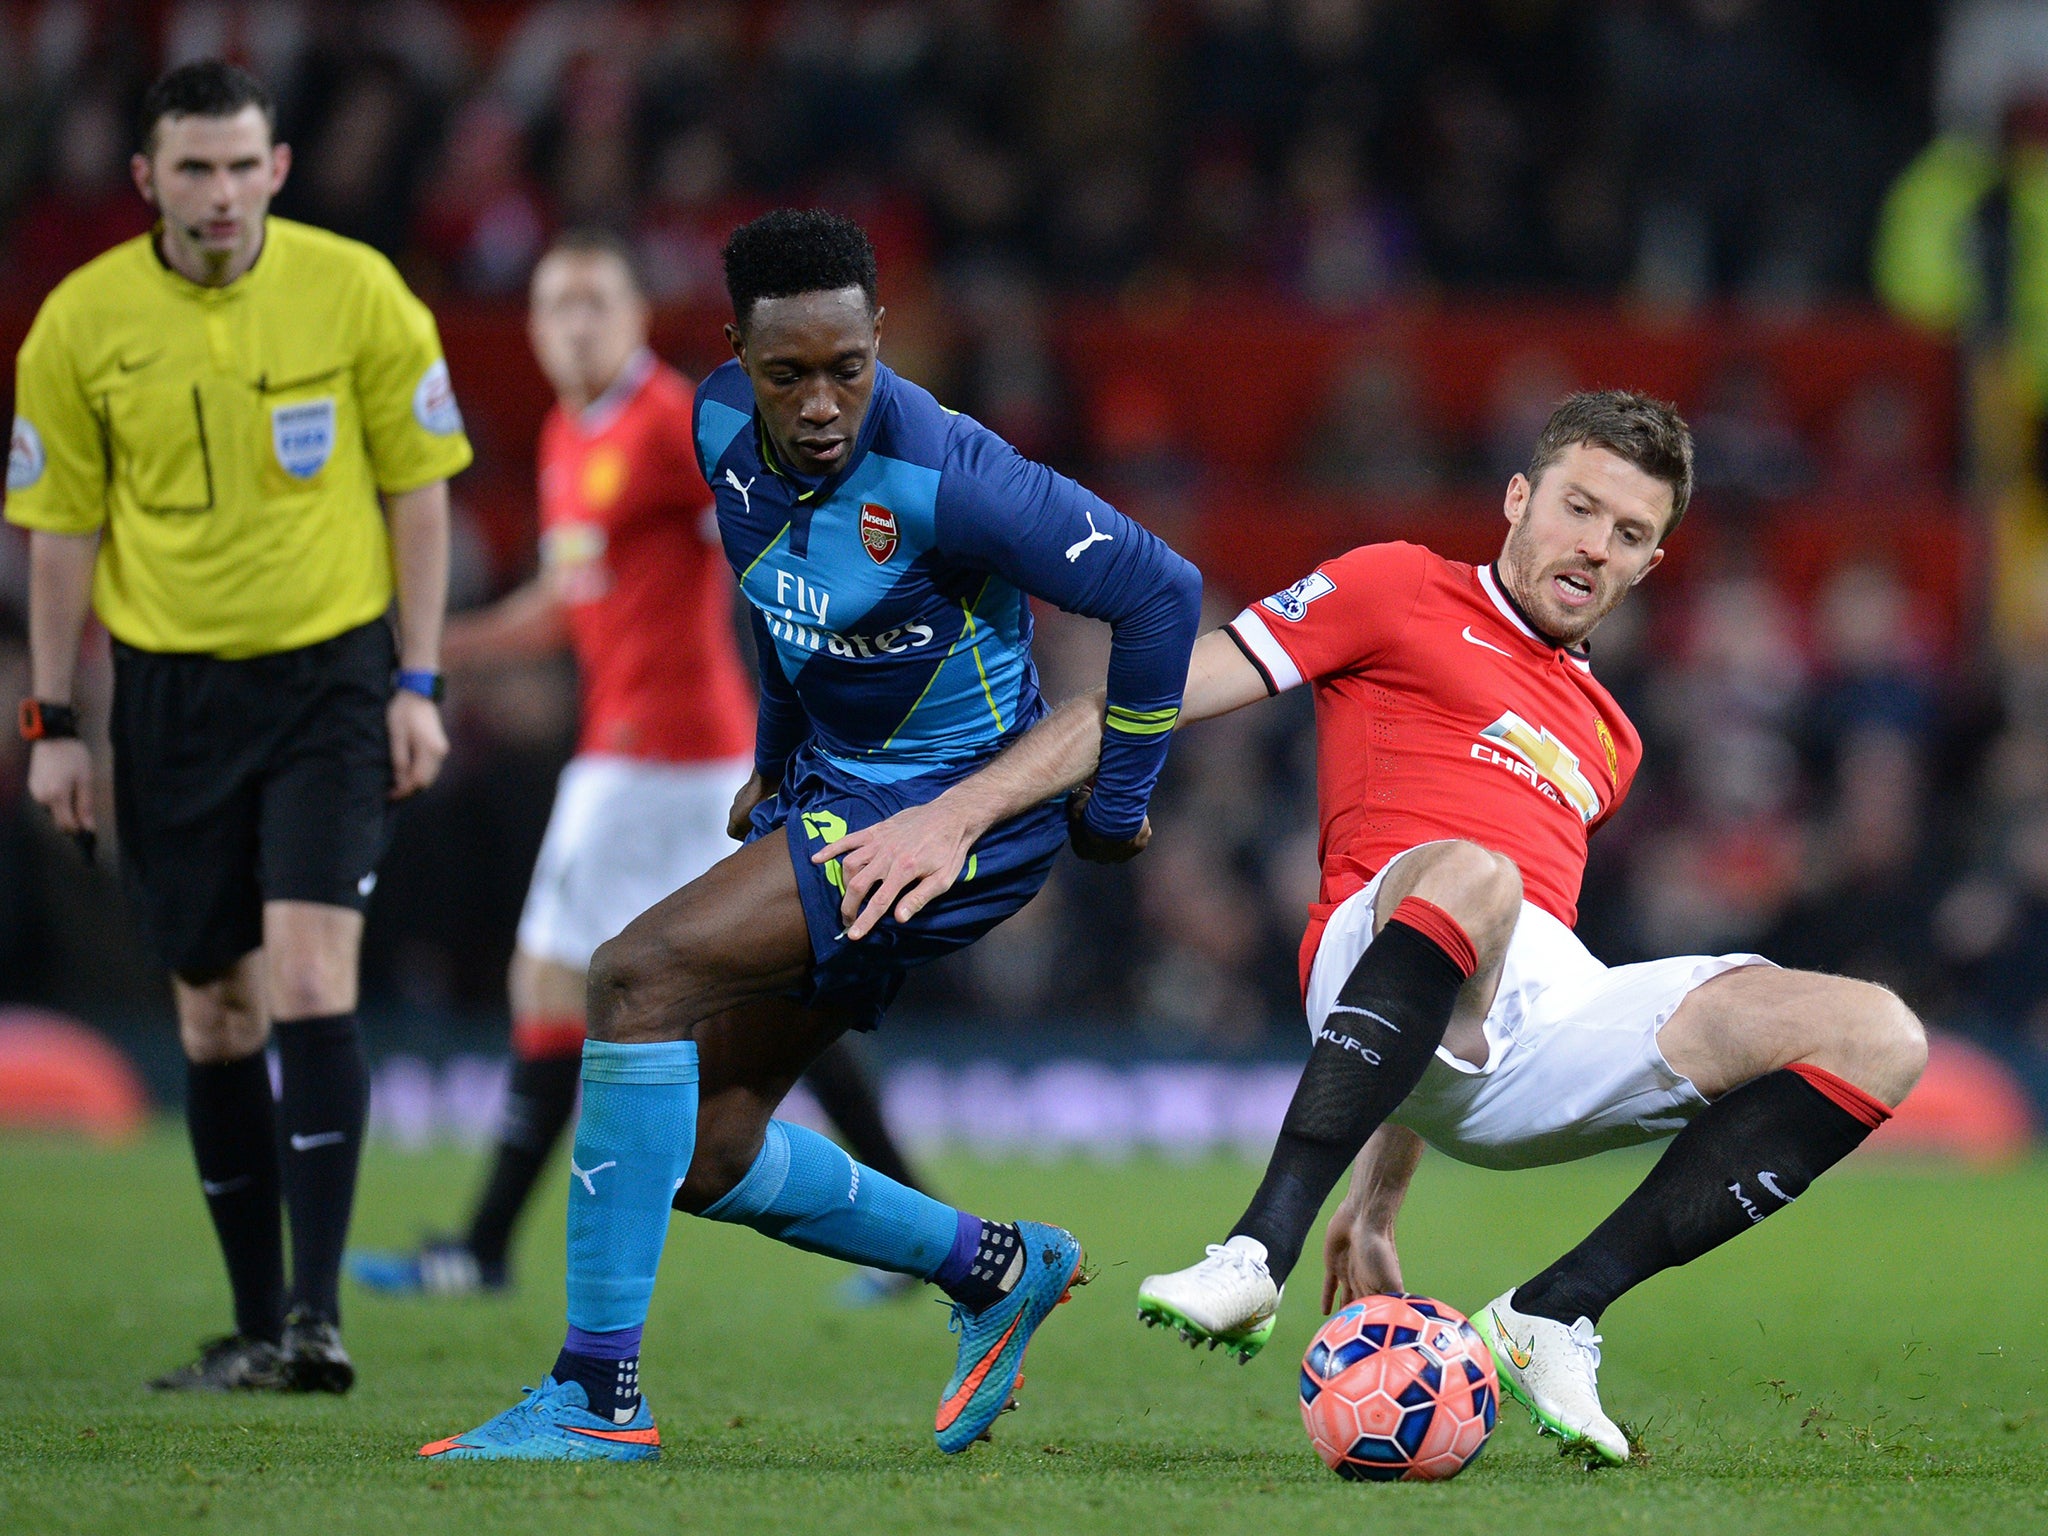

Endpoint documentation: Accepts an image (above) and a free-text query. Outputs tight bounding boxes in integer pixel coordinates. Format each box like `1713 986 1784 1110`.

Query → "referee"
5 62 471 1393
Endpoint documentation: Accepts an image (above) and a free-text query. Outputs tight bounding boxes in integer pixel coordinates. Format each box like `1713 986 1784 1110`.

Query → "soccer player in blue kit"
423 210 1202 1461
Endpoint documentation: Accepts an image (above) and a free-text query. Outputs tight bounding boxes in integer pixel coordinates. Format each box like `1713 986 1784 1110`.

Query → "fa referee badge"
272 399 337 480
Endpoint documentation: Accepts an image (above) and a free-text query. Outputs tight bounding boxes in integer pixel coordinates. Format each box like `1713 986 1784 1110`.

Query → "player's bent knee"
1861 987 1928 1104
1414 840 1522 931
583 934 646 1043
585 923 714 1045
672 1124 763 1215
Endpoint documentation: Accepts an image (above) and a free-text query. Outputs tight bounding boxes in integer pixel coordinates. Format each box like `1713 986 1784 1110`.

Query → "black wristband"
19 699 79 741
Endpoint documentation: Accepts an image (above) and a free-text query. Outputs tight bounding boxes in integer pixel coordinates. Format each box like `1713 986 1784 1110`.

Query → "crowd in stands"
13 2 2048 1069
0 0 1936 313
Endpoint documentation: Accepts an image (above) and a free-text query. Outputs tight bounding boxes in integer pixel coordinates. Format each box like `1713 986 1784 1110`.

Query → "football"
1298 1294 1499 1482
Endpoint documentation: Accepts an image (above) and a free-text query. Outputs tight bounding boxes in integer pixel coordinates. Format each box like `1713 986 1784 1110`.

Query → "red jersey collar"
1478 563 1593 671
576 347 657 436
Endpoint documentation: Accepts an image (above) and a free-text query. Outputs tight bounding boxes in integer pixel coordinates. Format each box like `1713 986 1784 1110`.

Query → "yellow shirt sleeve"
5 296 109 533
352 255 474 496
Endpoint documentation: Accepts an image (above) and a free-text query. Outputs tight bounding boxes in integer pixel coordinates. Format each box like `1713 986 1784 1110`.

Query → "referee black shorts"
110 619 396 980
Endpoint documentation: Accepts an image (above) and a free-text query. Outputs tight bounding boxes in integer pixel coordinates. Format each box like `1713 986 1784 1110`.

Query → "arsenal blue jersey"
694 359 1200 838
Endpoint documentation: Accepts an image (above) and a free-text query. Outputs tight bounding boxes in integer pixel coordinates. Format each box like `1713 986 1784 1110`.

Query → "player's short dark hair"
1528 389 1694 537
139 60 275 153
721 209 877 333
540 226 644 295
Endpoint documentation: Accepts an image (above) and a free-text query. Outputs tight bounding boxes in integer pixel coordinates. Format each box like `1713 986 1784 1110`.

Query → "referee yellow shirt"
3 218 474 657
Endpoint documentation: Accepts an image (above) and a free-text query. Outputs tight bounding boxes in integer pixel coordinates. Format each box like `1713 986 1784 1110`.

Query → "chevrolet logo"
1478 710 1601 822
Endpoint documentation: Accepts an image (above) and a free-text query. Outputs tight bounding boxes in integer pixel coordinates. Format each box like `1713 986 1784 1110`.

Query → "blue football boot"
350 1239 505 1297
933 1219 1086 1454
418 1377 660 1462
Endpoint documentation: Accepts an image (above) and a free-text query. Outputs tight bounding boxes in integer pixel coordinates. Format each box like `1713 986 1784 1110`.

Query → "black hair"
139 60 275 152
542 226 644 294
1528 388 1696 537
721 209 877 332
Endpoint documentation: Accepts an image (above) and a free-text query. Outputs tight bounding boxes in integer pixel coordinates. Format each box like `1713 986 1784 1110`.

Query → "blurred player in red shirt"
351 230 930 1301
835 390 1927 1460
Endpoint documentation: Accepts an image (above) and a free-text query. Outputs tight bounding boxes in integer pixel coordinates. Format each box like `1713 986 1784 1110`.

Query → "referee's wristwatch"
18 699 79 742
395 669 445 704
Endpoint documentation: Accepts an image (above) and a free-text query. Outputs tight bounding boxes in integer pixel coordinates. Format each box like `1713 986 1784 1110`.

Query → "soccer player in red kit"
823 390 1927 1462
351 230 933 1300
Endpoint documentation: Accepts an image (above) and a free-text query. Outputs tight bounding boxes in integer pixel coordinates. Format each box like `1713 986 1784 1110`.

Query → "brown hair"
1527 389 1695 537
539 226 645 295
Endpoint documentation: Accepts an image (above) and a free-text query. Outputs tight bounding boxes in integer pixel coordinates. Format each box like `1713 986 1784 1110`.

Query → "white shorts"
515 753 753 970
1304 850 1769 1170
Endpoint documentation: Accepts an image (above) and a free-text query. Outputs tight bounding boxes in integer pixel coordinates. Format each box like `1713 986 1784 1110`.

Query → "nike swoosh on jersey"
1462 625 1514 658
117 351 163 373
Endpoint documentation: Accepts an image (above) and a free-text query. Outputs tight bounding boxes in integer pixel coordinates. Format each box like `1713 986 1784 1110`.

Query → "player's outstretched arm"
441 572 570 668
1321 1124 1426 1313
821 629 1271 939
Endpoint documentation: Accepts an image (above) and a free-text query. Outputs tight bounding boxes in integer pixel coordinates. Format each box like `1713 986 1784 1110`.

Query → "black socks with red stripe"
1231 898 1477 1283
187 1051 287 1344
1513 1064 1891 1327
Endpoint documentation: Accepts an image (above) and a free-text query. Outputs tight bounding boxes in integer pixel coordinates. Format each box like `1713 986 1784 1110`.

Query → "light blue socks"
702 1119 959 1279
562 1038 699 1334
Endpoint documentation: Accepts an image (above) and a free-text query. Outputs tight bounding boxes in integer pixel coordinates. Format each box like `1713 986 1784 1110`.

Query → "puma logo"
571 1157 617 1195
1064 510 1113 562
725 469 756 515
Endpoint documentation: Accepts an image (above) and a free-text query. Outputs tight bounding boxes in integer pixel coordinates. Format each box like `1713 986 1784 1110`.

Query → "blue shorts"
746 743 1067 1030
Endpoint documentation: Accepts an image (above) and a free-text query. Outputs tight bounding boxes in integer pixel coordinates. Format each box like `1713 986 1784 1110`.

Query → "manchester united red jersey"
1224 542 1643 991
538 350 754 762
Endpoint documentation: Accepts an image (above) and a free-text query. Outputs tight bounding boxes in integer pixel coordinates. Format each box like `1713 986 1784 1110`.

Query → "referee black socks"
1231 899 1476 1283
1513 1065 1892 1327
186 1051 287 1344
274 1013 369 1326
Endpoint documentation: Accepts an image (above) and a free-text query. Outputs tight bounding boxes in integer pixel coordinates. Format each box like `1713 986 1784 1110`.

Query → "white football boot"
1135 1235 1284 1362
1473 1289 1630 1465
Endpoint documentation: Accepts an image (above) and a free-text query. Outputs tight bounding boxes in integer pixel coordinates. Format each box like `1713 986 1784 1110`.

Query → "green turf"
2 1127 2045 1535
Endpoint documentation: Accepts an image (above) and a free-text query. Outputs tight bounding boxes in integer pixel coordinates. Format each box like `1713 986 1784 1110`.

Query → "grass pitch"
2 1128 2045 1535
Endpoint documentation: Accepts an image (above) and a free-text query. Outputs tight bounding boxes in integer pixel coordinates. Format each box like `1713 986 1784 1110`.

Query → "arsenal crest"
860 502 898 564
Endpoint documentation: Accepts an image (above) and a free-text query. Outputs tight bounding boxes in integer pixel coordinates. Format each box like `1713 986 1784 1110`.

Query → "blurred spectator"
1688 358 1815 502
1276 116 1411 310
1827 374 1939 495
544 50 637 230
1876 93 2048 399
1806 560 1938 743
635 124 753 305
1302 348 1440 493
11 88 148 294
278 55 421 254
411 94 549 295
1482 348 1579 481
163 0 310 94
1937 799 2048 1047
1763 726 1936 1002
